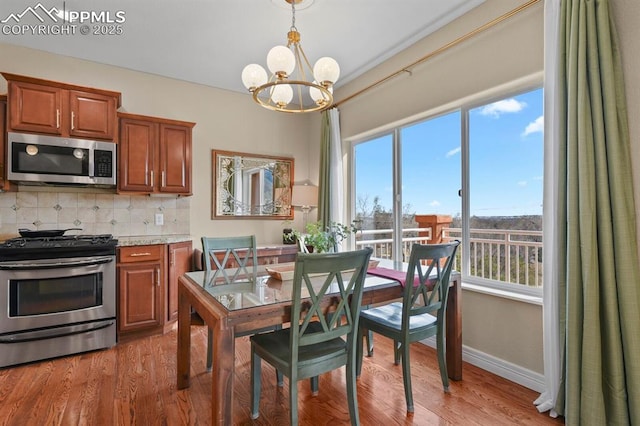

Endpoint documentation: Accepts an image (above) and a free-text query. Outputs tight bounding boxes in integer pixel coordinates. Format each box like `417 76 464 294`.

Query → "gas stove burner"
3 238 27 248
0 234 118 261
2 234 114 246
89 234 115 244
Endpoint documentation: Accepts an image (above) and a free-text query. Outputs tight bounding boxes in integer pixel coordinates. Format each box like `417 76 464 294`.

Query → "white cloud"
533 175 543 181
522 115 544 137
518 181 527 187
480 99 526 117
429 200 441 207
446 147 461 158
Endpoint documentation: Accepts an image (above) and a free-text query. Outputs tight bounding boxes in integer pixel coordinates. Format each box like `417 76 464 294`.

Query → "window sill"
461 282 543 306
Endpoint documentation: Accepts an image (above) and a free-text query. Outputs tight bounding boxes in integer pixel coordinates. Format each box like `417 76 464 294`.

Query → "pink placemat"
367 267 418 287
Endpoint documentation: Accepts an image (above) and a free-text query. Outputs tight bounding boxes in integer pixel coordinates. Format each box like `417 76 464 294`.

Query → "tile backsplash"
0 190 190 239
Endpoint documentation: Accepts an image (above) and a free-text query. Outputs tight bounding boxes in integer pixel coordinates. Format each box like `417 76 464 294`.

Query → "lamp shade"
291 184 318 208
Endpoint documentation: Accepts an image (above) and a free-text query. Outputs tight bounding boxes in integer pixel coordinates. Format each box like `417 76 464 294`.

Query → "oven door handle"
0 256 114 270
0 319 115 343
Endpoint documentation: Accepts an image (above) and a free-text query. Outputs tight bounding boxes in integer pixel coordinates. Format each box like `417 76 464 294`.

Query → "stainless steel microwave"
7 132 116 187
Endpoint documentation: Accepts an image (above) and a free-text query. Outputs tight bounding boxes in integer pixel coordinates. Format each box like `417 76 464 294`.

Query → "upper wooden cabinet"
118 112 195 195
2 72 120 141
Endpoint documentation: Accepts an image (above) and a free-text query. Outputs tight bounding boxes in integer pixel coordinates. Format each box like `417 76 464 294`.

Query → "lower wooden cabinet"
117 241 192 339
117 244 165 335
167 241 193 322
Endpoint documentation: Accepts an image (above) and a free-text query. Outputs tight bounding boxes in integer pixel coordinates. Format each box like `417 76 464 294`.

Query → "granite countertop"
115 234 193 246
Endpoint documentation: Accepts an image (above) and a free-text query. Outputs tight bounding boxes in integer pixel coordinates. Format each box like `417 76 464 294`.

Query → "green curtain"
317 110 331 229
557 0 640 423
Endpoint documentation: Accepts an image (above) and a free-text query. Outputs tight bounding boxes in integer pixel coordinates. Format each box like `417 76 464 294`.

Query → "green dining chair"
356 241 460 413
250 247 373 426
200 236 281 382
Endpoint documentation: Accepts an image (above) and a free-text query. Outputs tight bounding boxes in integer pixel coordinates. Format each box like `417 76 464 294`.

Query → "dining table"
176 259 462 425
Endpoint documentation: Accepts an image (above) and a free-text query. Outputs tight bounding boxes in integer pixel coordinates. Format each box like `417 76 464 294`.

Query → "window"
352 87 543 295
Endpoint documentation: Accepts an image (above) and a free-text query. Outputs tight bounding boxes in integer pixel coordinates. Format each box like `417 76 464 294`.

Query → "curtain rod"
333 0 541 108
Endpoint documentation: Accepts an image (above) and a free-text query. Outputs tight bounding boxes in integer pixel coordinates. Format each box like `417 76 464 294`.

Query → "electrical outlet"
155 213 164 226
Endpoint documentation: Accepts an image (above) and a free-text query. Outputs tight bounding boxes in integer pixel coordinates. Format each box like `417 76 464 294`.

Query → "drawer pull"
129 252 152 257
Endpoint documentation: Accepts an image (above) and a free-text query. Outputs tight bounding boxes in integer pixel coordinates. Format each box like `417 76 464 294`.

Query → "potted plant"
292 221 359 253
281 220 297 245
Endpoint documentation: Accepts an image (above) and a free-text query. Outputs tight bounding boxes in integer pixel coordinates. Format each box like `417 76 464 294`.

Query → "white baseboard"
419 338 545 393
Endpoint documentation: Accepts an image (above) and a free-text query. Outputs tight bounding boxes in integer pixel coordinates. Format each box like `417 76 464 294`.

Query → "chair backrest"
402 241 460 328
201 235 258 284
289 248 373 355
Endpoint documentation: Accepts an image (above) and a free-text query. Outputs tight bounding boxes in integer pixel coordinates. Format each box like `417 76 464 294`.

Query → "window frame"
348 79 544 299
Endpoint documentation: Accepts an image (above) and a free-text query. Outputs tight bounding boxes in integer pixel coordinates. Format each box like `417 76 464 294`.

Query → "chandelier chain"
290 0 296 31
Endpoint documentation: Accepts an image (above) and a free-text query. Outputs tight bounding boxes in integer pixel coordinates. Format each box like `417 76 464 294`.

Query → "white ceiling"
0 0 485 94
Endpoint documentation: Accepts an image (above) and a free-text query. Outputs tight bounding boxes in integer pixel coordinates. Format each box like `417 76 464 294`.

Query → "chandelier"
241 0 340 113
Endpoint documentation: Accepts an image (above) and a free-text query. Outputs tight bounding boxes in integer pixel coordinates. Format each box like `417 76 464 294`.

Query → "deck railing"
355 227 431 260
355 226 543 288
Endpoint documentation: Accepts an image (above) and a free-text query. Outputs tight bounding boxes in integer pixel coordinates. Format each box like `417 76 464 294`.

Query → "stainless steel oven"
0 235 117 368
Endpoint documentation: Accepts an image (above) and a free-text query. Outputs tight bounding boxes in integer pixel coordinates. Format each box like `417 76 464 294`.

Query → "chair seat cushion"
251 322 347 366
360 302 437 331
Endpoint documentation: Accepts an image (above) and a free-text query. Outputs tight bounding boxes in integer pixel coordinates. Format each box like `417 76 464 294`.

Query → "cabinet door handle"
150 170 154 186
156 269 161 286
171 250 175 266
71 111 75 130
56 109 60 129
129 252 151 257
162 171 166 187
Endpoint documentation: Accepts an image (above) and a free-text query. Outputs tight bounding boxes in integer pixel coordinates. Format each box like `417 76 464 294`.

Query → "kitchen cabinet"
118 112 195 195
117 244 165 336
2 73 120 140
167 241 193 322
117 241 193 339
0 95 13 192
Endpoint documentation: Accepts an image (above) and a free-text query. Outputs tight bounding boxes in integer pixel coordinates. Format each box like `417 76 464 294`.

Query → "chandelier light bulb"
271 83 293 107
241 64 268 91
267 45 296 77
309 81 333 105
313 57 340 85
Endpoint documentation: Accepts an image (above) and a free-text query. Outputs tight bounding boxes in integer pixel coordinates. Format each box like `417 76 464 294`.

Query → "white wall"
0 42 316 246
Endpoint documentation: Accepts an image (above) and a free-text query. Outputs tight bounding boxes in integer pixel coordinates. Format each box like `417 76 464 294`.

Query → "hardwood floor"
0 325 564 425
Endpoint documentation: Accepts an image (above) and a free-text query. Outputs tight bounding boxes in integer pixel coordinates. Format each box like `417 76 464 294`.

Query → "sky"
355 87 543 218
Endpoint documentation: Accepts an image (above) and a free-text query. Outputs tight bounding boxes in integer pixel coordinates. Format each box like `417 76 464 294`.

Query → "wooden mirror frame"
212 150 294 220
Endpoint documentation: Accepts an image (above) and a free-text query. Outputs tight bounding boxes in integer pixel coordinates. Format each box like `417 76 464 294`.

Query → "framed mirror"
212 150 294 219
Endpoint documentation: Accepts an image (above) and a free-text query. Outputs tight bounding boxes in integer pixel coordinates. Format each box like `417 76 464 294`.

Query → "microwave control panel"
94 150 114 178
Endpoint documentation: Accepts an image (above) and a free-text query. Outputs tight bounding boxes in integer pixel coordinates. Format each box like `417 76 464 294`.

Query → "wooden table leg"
177 279 191 389
212 319 235 425
446 274 462 380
